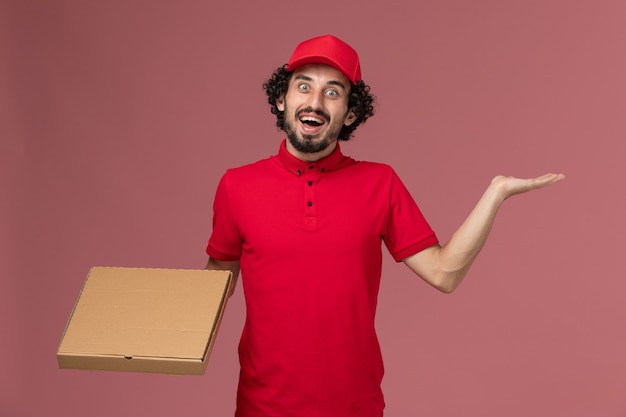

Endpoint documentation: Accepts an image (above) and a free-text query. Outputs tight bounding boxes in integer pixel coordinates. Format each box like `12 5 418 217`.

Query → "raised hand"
491 173 566 201
404 171 566 293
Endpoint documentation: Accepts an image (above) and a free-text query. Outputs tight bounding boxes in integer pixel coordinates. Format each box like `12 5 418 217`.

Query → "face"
277 64 357 161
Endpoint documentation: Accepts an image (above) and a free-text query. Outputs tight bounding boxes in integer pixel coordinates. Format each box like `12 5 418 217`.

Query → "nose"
305 89 324 109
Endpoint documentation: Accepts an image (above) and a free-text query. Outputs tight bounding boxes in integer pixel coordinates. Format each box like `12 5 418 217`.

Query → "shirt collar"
276 139 353 176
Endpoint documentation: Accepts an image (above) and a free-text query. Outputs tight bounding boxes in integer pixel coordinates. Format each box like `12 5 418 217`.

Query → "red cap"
287 35 362 84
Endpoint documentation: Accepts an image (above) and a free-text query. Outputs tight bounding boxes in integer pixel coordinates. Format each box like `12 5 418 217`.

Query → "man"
206 35 564 417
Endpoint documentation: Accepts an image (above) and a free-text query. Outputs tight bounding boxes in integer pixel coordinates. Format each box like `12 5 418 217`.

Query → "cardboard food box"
58 267 232 375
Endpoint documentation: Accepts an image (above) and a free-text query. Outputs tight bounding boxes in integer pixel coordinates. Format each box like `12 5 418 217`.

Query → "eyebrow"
293 74 348 91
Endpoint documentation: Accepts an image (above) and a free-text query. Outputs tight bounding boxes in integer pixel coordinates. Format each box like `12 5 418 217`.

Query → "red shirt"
207 141 438 417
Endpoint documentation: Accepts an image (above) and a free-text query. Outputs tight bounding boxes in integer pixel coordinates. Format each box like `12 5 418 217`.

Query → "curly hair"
262 65 375 141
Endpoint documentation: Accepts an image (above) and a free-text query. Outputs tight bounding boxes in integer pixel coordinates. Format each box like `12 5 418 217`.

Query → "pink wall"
2 0 625 415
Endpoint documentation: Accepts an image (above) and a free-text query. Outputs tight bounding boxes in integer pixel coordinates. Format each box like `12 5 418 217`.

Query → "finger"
533 173 566 188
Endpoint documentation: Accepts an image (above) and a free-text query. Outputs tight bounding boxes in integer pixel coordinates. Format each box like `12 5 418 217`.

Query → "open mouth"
299 115 325 127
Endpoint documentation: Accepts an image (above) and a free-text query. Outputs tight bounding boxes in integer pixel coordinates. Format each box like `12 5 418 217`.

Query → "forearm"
206 257 240 297
434 181 506 288
404 173 564 293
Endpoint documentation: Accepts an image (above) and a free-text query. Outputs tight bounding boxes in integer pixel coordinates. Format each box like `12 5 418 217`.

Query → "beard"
285 126 337 154
283 105 343 154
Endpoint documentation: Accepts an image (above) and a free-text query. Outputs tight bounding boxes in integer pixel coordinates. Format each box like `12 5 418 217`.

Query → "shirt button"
308 165 314 170
307 201 313 207
307 181 313 186
296 170 301 175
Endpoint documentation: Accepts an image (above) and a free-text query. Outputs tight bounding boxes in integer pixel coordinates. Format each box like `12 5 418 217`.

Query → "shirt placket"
303 164 322 230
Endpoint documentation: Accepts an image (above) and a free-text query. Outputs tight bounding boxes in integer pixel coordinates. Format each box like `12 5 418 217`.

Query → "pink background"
2 0 625 416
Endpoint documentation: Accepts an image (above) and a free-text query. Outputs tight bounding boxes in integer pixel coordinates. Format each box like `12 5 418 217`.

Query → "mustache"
296 107 330 121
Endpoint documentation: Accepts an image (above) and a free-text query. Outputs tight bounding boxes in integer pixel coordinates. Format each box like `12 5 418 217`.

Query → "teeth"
300 116 324 124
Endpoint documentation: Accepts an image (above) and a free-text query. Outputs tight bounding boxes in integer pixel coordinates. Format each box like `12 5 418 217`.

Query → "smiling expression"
277 64 357 161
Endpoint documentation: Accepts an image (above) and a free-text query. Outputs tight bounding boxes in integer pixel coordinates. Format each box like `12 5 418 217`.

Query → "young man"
206 35 564 417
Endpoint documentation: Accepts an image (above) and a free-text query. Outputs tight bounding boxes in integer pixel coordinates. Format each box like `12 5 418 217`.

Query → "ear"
344 110 357 126
276 95 285 112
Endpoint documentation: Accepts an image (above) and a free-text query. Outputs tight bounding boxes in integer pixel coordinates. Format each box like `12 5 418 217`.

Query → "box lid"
57 267 231 375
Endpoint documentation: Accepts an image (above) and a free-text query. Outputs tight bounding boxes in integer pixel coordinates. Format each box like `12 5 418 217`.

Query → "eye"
298 83 310 91
325 89 339 97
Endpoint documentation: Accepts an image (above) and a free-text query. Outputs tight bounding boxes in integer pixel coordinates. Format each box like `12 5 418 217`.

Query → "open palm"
492 173 566 200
